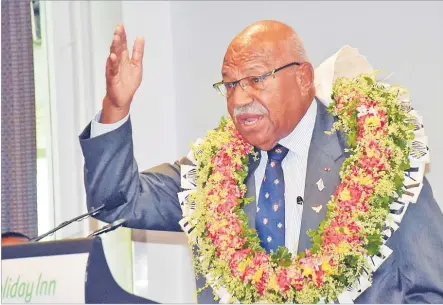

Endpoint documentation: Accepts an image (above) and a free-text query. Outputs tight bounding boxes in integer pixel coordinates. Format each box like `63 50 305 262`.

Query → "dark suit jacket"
79 100 443 303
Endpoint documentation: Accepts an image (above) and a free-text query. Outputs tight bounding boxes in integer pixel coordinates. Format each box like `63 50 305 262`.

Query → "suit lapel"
297 99 348 253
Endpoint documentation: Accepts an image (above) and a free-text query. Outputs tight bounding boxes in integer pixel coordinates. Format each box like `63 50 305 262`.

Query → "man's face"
222 48 312 151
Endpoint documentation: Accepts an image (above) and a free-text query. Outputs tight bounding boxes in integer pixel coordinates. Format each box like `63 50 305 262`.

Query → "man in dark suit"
1 232 30 245
79 20 443 303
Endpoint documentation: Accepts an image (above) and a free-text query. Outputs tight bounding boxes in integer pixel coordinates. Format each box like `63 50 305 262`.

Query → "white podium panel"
2 253 88 303
131 230 197 303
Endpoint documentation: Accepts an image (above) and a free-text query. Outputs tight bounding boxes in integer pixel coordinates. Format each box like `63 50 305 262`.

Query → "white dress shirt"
90 100 317 255
253 100 317 254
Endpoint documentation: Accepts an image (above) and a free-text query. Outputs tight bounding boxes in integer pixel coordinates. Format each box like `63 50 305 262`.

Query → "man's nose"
229 84 253 107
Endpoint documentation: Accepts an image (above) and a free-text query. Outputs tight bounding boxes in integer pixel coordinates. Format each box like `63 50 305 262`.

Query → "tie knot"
267 144 289 162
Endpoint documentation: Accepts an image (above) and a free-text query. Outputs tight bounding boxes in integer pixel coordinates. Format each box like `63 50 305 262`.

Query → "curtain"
1 0 38 238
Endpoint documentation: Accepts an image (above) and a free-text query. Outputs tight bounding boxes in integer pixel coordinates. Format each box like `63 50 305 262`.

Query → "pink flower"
229 248 251 276
314 268 325 287
255 269 270 296
242 264 258 282
277 268 291 292
252 252 270 266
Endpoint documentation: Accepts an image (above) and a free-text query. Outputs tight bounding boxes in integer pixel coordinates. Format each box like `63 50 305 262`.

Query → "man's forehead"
222 49 274 78
222 62 269 78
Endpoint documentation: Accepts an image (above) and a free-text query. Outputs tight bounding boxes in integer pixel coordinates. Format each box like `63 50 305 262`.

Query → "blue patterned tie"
256 144 289 254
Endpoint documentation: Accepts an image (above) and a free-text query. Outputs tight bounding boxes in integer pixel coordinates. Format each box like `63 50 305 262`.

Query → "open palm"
106 24 145 108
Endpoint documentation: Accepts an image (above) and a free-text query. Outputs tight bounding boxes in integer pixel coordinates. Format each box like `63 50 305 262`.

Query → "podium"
1 237 157 303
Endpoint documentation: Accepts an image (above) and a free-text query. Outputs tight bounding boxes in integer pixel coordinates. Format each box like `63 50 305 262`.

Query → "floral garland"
177 73 429 303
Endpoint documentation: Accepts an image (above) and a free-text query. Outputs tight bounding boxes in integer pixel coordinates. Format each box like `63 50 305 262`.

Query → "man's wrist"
100 95 130 124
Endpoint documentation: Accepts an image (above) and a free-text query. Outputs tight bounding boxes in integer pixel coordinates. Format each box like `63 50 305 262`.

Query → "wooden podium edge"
131 229 188 245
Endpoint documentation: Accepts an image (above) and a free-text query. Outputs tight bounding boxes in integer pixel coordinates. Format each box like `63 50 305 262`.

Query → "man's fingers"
110 34 123 58
119 24 128 51
131 37 145 67
112 24 130 63
106 53 119 77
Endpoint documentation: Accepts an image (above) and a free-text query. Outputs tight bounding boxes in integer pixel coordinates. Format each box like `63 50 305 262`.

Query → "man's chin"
241 134 276 151
233 121 277 150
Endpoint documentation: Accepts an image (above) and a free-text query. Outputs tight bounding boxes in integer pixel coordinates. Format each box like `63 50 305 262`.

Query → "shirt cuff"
90 110 130 138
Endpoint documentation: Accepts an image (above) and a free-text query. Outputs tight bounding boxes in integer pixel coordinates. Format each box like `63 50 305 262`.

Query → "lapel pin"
316 178 325 191
312 205 323 213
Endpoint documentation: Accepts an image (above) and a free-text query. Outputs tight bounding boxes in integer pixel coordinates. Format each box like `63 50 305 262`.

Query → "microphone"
30 201 120 242
88 218 126 238
297 196 304 205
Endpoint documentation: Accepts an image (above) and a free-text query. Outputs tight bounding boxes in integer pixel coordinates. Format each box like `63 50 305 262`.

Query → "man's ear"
299 62 314 97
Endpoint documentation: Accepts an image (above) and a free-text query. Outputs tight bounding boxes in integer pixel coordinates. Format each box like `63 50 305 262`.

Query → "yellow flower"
334 227 351 235
365 116 381 128
366 148 378 158
321 261 332 273
359 175 373 186
302 267 315 278
212 171 222 182
302 267 317 284
212 218 228 231
238 260 249 273
268 274 279 292
339 188 351 201
252 268 264 284
337 243 350 253
352 174 373 186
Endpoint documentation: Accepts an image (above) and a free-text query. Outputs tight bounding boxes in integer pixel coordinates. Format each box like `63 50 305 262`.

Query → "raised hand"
101 24 145 123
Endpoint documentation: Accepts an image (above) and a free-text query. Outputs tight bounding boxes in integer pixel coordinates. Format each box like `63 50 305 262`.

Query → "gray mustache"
233 102 268 117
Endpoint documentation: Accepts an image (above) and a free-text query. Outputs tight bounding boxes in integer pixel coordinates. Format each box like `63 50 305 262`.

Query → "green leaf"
318 220 327 232
306 229 316 238
271 247 292 267
393 136 407 149
311 243 321 254
394 173 405 189
365 233 383 256
243 196 254 205
346 131 358 147
399 159 410 171
344 255 359 267
297 251 306 259
364 76 375 85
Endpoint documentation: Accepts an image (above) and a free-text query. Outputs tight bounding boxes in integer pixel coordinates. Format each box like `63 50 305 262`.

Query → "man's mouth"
236 114 264 127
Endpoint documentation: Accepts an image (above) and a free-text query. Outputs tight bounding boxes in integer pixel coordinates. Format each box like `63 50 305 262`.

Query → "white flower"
357 105 368 118
368 106 377 115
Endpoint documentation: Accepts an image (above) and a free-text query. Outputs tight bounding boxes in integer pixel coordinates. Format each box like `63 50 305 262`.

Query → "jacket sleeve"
356 177 443 303
396 178 443 303
79 116 189 232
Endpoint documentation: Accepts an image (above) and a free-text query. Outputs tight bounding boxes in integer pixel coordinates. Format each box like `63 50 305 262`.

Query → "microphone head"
111 218 126 227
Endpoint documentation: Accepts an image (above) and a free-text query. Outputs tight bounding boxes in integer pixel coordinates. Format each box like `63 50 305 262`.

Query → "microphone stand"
30 204 105 242
88 218 126 238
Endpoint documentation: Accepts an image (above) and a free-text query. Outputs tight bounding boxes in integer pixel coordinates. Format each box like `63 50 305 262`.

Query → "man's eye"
252 76 263 83
224 82 236 89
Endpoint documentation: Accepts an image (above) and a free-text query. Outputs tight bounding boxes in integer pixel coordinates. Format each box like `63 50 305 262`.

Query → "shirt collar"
277 99 317 157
